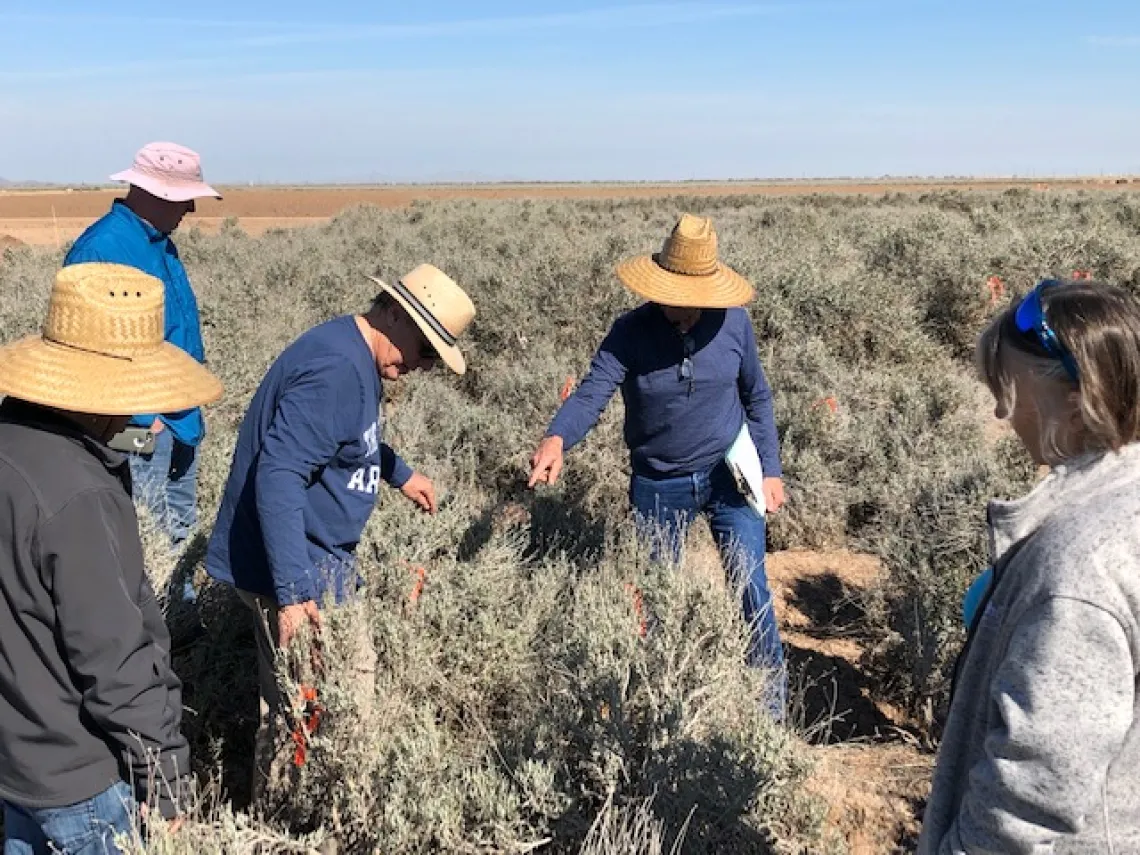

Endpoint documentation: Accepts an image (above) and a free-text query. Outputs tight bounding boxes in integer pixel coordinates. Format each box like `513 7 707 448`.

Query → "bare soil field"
2 177 1135 246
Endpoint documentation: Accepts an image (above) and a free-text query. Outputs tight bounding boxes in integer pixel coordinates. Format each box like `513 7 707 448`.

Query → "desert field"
1 177 1136 246
3 187 1139 853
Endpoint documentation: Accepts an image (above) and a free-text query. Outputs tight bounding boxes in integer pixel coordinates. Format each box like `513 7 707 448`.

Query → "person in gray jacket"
918 277 1140 854
0 262 222 853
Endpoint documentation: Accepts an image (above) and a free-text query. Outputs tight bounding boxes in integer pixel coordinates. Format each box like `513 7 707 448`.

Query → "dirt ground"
766 551 934 854
666 538 934 853
1 177 1135 246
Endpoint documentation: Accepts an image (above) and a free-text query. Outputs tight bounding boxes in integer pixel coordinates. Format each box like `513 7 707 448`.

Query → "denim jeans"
3 781 134 855
630 461 788 719
129 427 198 603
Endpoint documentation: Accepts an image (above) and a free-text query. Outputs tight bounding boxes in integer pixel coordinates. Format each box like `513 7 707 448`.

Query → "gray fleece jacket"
918 442 1140 854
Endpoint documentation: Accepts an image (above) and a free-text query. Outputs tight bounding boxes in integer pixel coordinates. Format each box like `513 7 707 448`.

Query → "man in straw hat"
205 263 475 801
529 213 788 717
64 141 222 609
0 262 222 851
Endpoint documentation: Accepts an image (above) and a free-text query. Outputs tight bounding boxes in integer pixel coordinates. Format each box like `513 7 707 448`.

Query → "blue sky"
1 1 1138 183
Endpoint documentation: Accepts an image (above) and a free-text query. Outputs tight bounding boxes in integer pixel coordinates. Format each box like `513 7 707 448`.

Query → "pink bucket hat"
110 141 221 203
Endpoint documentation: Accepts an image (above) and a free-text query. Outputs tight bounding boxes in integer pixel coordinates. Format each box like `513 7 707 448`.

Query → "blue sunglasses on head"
1013 279 1079 382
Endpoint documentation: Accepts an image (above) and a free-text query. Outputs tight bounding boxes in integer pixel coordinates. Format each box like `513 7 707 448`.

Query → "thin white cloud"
0 12 314 29
0 56 262 83
1085 35 1140 47
224 3 787 49
0 3 786 43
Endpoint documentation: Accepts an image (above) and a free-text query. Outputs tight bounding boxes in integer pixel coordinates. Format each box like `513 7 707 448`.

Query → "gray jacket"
918 442 1140 854
0 400 190 817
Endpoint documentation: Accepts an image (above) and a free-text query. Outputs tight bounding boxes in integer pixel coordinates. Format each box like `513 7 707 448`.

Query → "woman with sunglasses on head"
527 214 788 720
918 278 1140 854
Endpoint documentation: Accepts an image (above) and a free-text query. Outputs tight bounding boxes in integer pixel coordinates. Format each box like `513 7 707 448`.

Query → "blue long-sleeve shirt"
548 304 783 479
205 316 413 606
63 200 207 446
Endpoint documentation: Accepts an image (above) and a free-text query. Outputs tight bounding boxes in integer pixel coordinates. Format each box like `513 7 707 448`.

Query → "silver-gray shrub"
5 188 1140 849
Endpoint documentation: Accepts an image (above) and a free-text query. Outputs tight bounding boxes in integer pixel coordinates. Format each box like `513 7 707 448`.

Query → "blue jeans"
129 427 199 603
630 462 788 719
3 781 135 855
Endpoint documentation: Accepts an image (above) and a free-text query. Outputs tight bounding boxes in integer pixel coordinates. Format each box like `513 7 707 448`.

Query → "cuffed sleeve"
381 444 413 488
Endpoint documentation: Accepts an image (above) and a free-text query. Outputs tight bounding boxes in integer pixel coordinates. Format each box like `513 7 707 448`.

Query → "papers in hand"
725 422 766 517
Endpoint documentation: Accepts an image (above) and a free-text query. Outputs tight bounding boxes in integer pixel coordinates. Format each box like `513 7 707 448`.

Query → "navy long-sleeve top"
547 304 782 479
206 316 412 606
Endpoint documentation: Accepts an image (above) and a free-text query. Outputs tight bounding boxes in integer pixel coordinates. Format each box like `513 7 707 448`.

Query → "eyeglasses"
679 335 695 395
1014 279 1079 382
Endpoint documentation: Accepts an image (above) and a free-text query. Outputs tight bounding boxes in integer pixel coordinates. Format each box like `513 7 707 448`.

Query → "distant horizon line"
1 173 1137 190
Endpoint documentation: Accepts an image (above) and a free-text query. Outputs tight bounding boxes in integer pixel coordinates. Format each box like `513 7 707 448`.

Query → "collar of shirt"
648 304 718 348
110 198 169 246
0 399 129 475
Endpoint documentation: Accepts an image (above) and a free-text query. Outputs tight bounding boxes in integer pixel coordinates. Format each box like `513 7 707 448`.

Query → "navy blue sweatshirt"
206 316 412 606
548 305 782 479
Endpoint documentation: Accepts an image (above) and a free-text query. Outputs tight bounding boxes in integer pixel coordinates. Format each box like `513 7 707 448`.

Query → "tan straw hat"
616 213 755 308
0 263 222 415
368 263 475 375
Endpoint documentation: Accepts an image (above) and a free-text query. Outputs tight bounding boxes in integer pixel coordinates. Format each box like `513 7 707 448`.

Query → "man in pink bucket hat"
64 142 222 626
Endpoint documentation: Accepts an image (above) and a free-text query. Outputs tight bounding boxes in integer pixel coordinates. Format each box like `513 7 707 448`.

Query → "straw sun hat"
616 213 755 308
368 263 475 375
0 263 222 415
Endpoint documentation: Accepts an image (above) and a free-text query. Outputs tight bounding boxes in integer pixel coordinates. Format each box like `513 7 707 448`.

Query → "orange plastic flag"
624 583 648 638
409 566 427 605
986 276 1006 306
559 375 575 402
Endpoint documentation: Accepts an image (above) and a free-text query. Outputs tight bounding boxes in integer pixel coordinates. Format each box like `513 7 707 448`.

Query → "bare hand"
763 477 786 514
278 600 322 649
401 472 437 514
150 418 165 434
138 797 186 834
528 436 564 487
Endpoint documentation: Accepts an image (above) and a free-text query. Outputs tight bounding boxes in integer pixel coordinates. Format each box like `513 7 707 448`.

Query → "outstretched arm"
547 325 631 450
530 322 630 486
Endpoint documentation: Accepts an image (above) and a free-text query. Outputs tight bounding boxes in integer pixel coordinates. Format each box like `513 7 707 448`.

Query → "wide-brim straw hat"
368 263 475 375
616 213 755 308
0 263 223 415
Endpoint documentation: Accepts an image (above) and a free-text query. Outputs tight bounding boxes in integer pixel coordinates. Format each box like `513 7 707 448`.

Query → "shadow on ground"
782 570 923 745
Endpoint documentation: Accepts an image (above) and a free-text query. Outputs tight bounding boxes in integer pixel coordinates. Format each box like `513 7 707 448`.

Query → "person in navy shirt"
529 214 788 718
206 263 475 802
64 142 221 608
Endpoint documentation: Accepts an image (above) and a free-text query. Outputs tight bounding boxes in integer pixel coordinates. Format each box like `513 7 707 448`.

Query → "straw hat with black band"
616 213 755 308
368 263 475 375
0 262 222 415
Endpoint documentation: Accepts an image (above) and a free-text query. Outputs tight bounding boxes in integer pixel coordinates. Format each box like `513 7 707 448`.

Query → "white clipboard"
725 422 766 517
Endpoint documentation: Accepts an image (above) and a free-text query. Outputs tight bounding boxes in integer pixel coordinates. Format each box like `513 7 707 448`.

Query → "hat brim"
110 168 223 203
615 254 755 309
368 276 466 375
0 337 223 416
